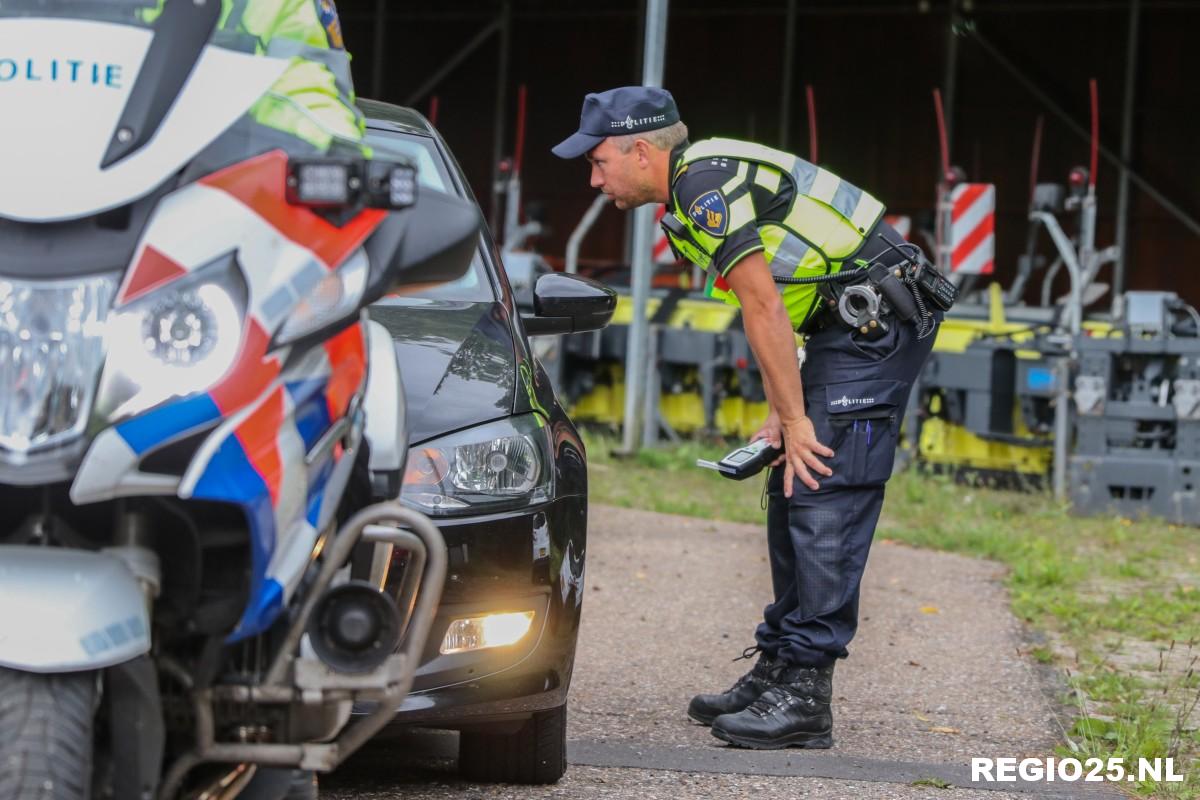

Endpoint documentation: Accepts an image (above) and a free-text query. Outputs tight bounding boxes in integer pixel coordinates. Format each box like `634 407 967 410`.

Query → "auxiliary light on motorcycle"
108 283 240 399
286 158 417 210
98 255 248 420
307 580 402 673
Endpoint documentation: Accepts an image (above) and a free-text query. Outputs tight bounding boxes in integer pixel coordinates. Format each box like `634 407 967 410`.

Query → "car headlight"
95 255 247 421
0 274 118 454
401 413 553 515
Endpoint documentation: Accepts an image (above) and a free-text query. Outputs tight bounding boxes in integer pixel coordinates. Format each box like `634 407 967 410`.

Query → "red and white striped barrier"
949 183 995 275
884 214 912 241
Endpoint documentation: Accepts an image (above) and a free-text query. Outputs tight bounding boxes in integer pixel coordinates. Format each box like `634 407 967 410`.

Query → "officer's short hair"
611 121 688 154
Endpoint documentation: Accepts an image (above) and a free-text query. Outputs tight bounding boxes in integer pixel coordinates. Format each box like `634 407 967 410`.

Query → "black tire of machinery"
0 666 96 800
458 704 568 785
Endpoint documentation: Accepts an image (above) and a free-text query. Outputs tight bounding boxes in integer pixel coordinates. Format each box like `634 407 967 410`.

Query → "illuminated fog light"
439 611 535 655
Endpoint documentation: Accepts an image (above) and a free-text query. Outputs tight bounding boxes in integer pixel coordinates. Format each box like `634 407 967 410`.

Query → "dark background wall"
335 0 1199 305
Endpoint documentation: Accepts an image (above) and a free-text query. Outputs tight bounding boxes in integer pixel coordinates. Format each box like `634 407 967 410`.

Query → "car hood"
368 299 517 443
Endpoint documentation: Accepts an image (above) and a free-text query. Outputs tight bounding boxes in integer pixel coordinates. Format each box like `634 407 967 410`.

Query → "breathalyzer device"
696 438 784 481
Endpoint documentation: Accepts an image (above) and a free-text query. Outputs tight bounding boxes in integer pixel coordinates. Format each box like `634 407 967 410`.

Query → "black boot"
687 650 784 726
709 662 834 749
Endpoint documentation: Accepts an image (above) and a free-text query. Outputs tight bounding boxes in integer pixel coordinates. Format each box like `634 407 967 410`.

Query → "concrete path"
323 505 1124 799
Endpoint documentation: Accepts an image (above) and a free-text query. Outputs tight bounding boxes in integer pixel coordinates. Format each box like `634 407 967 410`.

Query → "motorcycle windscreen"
0 18 289 222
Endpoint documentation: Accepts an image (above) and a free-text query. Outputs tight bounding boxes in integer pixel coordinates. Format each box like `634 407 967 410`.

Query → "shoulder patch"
317 0 345 49
688 189 729 237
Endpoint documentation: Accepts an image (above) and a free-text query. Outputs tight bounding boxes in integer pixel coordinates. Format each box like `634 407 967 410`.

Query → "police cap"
551 86 680 159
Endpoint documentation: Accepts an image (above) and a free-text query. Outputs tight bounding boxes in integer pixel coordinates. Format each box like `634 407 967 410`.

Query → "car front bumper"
383 492 586 729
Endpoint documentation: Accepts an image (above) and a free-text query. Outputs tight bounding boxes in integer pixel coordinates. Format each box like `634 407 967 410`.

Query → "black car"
357 99 614 784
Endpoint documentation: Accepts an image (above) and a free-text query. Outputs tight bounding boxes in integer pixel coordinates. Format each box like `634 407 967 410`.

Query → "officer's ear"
632 137 654 168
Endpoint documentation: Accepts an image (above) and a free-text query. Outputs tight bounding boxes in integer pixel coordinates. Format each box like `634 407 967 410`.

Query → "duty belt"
778 236 957 340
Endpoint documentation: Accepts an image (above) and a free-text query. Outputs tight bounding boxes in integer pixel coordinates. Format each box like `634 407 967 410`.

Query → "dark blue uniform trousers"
754 314 938 668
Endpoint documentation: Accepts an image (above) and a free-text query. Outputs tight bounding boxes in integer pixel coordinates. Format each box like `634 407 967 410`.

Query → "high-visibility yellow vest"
140 0 363 151
663 138 885 331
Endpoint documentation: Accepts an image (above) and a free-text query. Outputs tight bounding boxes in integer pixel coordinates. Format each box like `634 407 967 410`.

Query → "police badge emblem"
688 189 728 236
317 0 345 49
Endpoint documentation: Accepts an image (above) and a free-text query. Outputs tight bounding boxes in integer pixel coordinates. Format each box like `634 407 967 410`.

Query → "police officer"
553 86 944 750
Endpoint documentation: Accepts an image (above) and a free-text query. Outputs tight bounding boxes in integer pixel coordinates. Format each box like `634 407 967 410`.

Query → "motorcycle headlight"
0 274 118 454
401 413 554 516
96 255 247 421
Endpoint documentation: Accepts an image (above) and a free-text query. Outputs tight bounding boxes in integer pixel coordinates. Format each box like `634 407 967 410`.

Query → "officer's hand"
781 416 834 496
751 412 787 467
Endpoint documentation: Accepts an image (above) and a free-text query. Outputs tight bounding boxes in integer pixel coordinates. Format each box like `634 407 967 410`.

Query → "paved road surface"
322 505 1123 799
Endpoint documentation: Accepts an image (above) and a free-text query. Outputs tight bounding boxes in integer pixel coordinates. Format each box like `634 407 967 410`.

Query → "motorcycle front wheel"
0 667 96 800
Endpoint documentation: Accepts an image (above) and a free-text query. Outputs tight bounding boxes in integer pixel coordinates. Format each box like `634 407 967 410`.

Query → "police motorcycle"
0 3 479 798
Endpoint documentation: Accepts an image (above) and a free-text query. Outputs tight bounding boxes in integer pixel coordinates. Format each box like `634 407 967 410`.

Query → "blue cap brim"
552 130 605 159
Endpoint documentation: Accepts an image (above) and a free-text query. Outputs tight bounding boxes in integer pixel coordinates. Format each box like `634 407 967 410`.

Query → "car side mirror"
361 187 480 306
522 273 617 336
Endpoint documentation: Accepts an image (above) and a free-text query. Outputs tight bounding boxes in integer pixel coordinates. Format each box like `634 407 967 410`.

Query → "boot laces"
733 645 762 662
747 687 808 718
723 647 769 692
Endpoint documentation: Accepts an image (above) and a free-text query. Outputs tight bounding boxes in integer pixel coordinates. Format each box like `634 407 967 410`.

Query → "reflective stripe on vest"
760 224 833 328
668 137 885 329
682 138 886 254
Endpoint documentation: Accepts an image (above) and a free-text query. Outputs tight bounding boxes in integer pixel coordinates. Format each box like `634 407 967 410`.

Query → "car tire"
458 704 567 785
239 768 317 800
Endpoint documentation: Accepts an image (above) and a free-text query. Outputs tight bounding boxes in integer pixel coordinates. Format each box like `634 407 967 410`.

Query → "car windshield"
365 129 495 304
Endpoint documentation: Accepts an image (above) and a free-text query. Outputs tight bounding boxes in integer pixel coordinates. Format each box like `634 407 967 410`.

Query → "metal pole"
1113 0 1141 306
370 0 386 98
1030 210 1084 503
620 0 669 455
943 2 960 158
641 326 660 448
1053 356 1071 502
504 84 528 247
565 195 611 275
489 1 512 235
402 20 501 107
779 0 797 149
933 89 953 275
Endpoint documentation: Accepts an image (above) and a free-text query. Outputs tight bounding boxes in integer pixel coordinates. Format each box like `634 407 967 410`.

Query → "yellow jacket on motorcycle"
143 0 362 151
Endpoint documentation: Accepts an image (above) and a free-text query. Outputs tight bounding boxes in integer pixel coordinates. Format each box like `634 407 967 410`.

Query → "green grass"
584 432 768 523
583 429 1200 798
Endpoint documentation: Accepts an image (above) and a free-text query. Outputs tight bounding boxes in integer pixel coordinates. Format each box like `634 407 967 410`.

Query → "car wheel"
458 704 567 784
239 768 317 800
283 771 318 800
